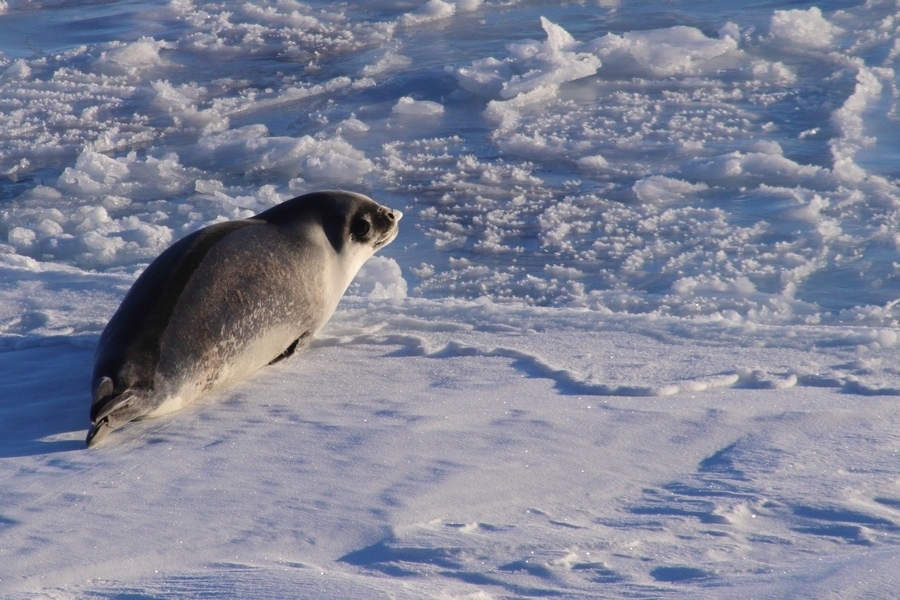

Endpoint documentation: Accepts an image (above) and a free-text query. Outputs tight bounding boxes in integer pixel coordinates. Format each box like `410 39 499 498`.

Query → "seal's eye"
350 218 371 239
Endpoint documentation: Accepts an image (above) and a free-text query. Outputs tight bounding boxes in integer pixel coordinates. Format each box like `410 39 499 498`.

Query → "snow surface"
2 0 900 597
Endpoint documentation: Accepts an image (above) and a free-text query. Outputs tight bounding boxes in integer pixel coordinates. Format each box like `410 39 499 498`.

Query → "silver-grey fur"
87 190 401 447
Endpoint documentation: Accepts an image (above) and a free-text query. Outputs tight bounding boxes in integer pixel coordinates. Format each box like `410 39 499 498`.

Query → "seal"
86 190 401 447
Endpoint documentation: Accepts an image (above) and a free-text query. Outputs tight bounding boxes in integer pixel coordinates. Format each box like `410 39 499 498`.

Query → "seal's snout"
378 206 402 224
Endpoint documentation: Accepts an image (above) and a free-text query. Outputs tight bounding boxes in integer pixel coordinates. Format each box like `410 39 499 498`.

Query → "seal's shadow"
0 340 93 458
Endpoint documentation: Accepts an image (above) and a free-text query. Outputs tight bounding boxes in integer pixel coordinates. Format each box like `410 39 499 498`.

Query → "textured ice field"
2 0 900 598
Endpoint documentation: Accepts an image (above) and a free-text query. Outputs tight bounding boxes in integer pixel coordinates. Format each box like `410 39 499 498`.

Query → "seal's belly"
146 326 299 418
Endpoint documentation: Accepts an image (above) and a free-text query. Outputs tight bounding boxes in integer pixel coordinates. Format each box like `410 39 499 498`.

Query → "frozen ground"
2 0 900 597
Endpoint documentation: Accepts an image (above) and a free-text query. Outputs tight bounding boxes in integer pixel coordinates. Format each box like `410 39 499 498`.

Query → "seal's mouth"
372 207 401 249
373 225 399 249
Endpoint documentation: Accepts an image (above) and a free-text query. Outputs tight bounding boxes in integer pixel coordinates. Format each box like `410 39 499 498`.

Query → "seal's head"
255 189 402 294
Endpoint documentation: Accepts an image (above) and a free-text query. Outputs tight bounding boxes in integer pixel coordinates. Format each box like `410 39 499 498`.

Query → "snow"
2 0 900 597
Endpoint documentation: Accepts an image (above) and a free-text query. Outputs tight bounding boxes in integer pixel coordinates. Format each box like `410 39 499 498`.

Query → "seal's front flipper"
268 331 312 365
269 338 299 365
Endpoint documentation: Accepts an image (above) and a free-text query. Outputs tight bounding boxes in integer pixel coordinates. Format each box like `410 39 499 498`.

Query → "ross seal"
87 190 401 447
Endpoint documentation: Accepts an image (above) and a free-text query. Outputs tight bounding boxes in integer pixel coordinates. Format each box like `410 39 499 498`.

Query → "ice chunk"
483 84 560 131
301 143 374 184
392 96 445 117
348 256 408 300
56 150 195 200
402 0 456 26
96 37 173 76
152 81 229 132
577 154 610 171
829 67 884 183
194 125 373 183
770 7 841 49
589 26 737 77
633 176 708 204
8 227 37 252
679 150 826 188
454 57 513 97
361 53 413 77
501 18 600 99
751 60 797 84
71 151 130 185
453 18 600 100
2 59 30 80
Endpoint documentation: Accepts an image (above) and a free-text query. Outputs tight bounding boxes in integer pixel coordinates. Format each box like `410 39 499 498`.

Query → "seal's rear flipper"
91 376 115 407
87 378 149 448
86 393 145 448
86 421 111 448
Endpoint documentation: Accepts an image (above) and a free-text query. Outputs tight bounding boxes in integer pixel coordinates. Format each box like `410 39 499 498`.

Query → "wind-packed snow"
2 0 900 597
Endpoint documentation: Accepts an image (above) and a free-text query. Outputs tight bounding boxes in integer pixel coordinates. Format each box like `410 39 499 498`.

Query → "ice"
830 66 887 183
590 25 738 77
678 149 826 187
401 0 456 26
454 17 601 100
391 96 445 117
576 153 609 172
349 256 408 300
191 125 373 185
632 175 708 204
362 52 413 77
96 37 173 76
3 0 900 598
500 18 601 99
770 7 842 49
2 58 30 79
